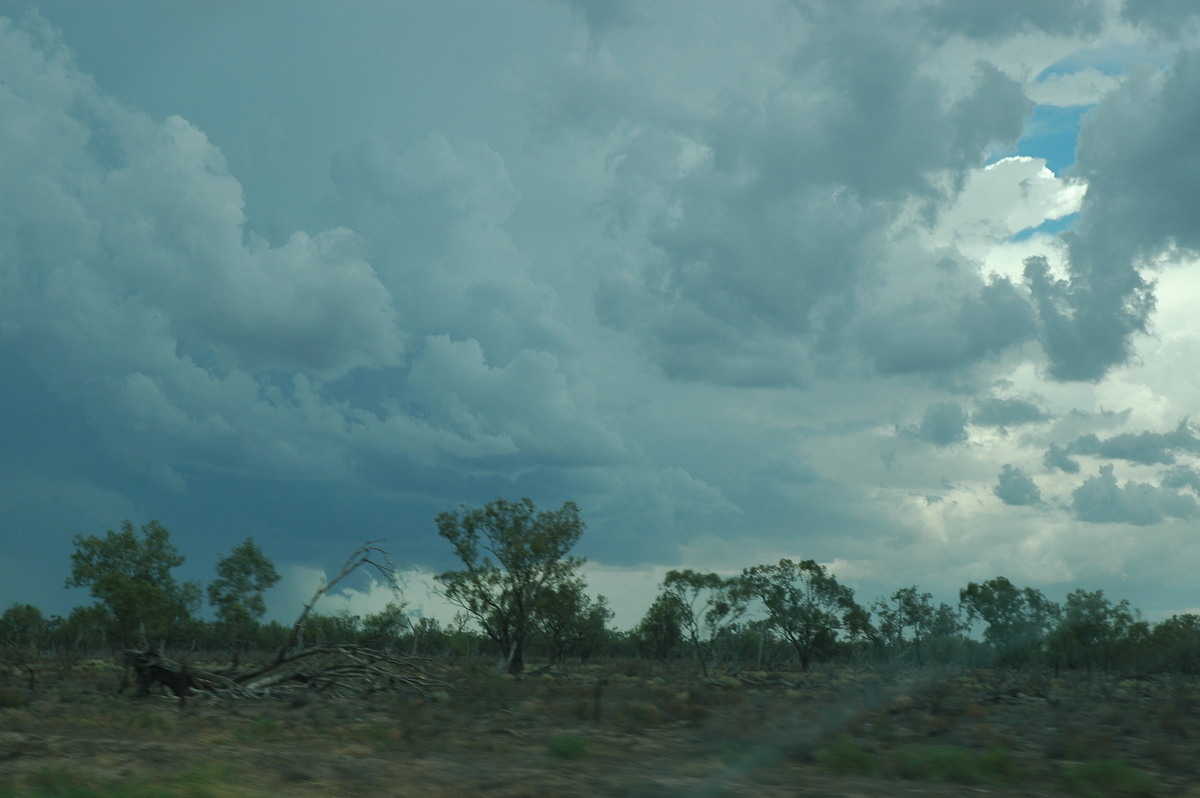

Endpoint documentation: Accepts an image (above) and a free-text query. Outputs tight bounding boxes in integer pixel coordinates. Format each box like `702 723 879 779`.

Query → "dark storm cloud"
912 401 970 447
994 464 1042 506
584 4 1032 387
1064 420 1200 466
1122 0 1200 35
1072 464 1199 525
1160 464 1200 493
1025 49 1200 382
922 0 1109 40
972 397 1048 429
1023 255 1154 383
1044 443 1082 474
860 274 1037 376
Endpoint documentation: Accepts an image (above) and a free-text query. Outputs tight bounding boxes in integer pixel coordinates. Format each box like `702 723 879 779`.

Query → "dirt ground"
2 658 1199 797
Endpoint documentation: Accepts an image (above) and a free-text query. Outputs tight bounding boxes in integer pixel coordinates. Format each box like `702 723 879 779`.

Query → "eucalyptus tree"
208 537 281 666
740 559 860 672
435 498 586 674
66 520 200 648
959 576 1060 668
657 569 748 676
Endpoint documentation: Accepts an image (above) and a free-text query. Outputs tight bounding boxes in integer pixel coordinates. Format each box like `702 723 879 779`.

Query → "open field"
2 658 1198 797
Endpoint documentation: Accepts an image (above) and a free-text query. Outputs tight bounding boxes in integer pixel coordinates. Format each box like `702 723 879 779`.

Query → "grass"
546 734 588 759
1059 760 1158 797
888 744 1022 785
814 735 874 775
814 738 1024 786
0 689 26 709
0 763 252 798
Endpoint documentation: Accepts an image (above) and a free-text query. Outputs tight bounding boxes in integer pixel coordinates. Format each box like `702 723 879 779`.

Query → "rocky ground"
1 658 1198 796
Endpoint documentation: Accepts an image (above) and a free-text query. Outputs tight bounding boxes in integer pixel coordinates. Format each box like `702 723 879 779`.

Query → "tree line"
4 500 1200 677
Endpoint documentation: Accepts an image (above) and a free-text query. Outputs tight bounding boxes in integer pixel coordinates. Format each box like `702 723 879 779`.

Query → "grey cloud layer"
5 1 1200 621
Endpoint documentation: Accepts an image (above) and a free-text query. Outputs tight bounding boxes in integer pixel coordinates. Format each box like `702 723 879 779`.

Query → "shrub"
815 735 874 775
1059 760 1158 798
546 734 588 759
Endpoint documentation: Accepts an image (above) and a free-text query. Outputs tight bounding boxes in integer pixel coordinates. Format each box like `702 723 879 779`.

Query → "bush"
546 734 588 759
887 745 1021 785
815 736 874 775
1060 760 1158 798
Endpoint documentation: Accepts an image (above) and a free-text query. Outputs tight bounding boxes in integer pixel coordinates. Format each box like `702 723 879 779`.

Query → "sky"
4 0 1200 630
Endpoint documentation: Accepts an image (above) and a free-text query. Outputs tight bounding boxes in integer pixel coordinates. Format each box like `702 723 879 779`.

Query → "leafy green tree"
207 537 281 666
1046 589 1144 673
1149 613 1200 673
740 559 859 672
0 603 46 651
659 570 747 676
635 592 685 661
435 498 586 673
534 582 614 663
959 576 1059 668
65 520 200 648
45 605 113 652
873 586 937 664
360 601 411 652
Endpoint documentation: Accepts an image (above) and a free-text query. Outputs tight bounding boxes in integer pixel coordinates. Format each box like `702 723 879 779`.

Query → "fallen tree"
123 542 448 701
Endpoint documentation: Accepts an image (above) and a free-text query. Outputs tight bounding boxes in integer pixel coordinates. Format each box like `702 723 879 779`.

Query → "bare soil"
2 659 1199 796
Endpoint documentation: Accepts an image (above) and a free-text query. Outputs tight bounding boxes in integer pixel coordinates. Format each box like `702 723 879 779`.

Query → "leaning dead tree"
124 542 447 701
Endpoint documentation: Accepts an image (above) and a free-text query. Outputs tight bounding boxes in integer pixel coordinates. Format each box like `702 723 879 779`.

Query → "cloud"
995 464 1042 506
404 335 627 468
1072 464 1199 525
1065 420 1200 465
1122 0 1200 35
571 9 1034 387
1160 464 1200 493
973 397 1049 429
1044 443 1082 474
1022 50 1200 382
329 134 569 364
859 271 1038 377
912 401 971 447
921 0 1109 40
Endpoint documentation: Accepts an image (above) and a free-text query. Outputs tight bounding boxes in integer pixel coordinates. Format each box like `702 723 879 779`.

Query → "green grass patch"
1060 760 1158 798
0 763 256 798
546 734 588 759
887 744 1022 785
814 735 875 775
0 689 26 709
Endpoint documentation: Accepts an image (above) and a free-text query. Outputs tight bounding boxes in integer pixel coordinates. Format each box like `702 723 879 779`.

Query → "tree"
533 582 614 663
959 576 1059 668
873 586 936 665
1046 589 1144 673
0 603 46 651
360 601 411 652
65 520 200 648
435 498 586 674
635 592 685 661
207 537 281 667
740 559 859 672
658 570 747 676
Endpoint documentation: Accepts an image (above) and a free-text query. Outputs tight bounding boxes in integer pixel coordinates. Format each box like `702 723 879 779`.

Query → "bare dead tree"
271 540 398 667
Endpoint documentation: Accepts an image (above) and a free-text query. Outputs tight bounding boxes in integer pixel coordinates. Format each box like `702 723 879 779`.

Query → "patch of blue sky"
1036 43 1163 80
1010 212 1079 242
1016 105 1088 175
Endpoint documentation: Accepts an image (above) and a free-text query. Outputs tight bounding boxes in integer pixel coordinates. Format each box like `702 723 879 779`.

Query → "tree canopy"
65 520 200 648
435 497 586 673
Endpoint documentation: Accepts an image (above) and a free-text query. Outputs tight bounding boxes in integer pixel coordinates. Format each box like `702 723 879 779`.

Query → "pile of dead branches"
123 542 448 702
124 644 446 701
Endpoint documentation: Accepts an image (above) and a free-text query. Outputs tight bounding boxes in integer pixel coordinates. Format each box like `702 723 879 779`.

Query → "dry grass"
0 659 1196 797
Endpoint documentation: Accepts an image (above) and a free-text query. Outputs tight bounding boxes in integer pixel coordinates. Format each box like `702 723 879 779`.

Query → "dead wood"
123 645 445 700
271 540 398 668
